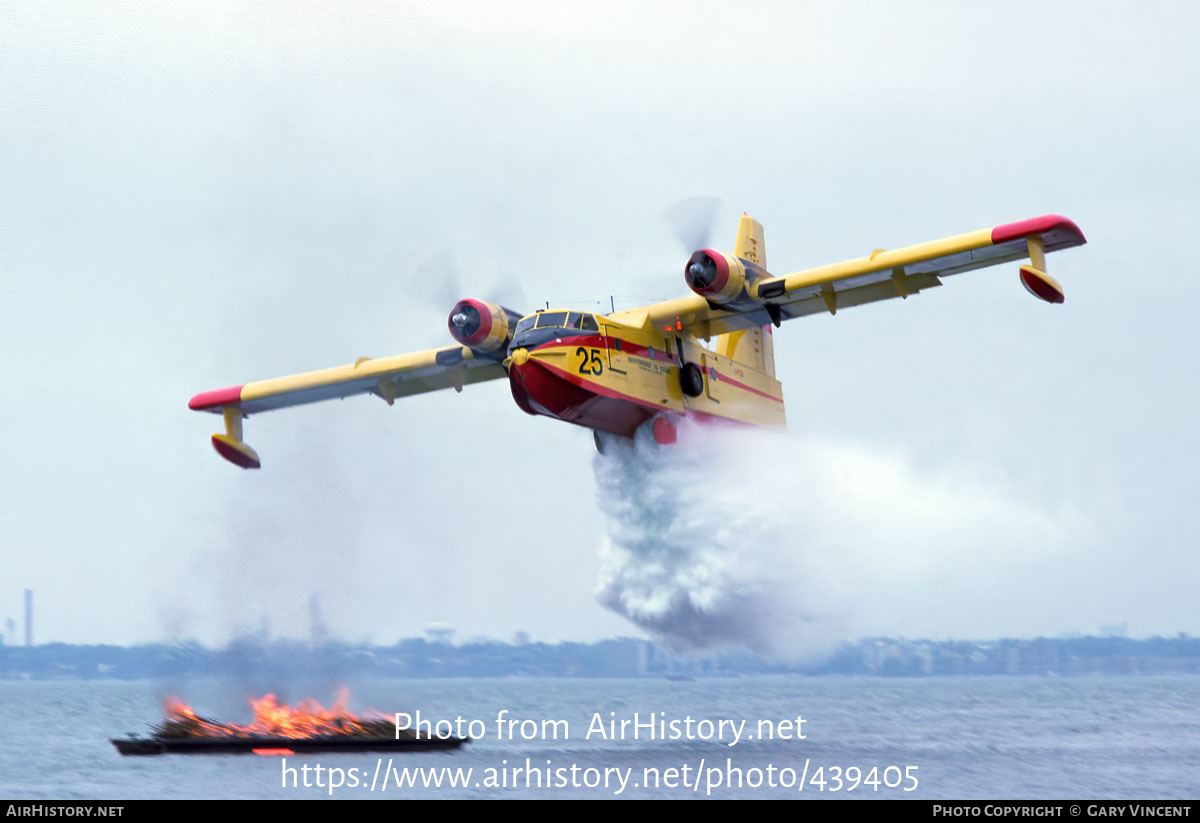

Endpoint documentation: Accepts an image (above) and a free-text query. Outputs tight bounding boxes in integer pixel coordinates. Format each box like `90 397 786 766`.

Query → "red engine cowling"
684 249 777 307
447 299 522 352
684 248 748 305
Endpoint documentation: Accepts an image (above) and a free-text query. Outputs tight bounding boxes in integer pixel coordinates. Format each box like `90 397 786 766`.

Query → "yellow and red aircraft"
189 213 1085 468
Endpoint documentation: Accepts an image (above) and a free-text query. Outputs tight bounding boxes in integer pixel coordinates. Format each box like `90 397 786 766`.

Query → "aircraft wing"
633 214 1086 339
189 345 507 469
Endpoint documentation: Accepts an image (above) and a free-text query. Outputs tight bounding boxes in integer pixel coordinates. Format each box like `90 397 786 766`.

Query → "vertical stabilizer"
715 213 777 377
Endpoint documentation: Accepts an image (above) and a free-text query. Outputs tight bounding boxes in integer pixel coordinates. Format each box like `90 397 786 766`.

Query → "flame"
159 688 393 740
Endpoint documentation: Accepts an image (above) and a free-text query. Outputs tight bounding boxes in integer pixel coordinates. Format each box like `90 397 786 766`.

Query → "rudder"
714 213 777 377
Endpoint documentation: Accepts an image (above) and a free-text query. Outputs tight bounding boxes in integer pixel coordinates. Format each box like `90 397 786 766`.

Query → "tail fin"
714 213 777 377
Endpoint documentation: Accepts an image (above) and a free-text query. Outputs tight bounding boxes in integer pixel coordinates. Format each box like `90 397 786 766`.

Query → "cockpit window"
566 312 600 331
536 311 568 329
517 311 598 335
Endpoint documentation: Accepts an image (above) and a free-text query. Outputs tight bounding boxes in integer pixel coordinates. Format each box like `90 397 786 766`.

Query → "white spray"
592 420 1087 659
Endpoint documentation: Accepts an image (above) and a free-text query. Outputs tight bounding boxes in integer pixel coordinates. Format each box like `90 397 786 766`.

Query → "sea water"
1 675 1197 799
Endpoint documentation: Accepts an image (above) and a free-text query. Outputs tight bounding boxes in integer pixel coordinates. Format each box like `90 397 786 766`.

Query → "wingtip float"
189 212 1086 469
991 214 1082 305
189 387 261 469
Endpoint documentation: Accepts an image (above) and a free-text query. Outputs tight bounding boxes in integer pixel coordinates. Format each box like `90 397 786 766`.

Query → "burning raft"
111 693 467 756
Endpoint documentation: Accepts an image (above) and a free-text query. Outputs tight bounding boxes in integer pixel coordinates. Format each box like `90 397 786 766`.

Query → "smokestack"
23 589 32 647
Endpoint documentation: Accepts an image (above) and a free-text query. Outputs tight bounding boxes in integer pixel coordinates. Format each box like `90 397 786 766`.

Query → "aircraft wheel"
680 362 704 397
593 430 606 454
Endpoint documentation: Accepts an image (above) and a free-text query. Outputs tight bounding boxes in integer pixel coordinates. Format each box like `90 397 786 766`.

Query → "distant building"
23 590 32 647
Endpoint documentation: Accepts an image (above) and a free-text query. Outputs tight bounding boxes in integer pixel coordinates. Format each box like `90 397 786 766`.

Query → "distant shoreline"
3 635 1198 680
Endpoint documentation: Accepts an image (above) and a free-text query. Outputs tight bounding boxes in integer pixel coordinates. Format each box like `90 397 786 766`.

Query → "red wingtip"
991 215 1086 247
189 385 244 411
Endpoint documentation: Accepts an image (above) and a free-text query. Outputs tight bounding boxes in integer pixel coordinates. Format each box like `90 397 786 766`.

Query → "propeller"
663 196 723 254
449 302 481 337
415 251 527 313
483 274 528 314
615 196 725 306
685 250 719 290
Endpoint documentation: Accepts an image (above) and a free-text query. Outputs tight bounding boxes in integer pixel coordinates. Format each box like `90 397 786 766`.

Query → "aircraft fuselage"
505 311 785 441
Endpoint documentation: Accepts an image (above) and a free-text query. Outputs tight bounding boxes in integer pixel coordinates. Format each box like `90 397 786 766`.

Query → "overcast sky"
1 1 1197 648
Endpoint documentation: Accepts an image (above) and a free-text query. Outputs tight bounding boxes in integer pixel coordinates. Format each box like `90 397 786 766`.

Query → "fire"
158 687 394 740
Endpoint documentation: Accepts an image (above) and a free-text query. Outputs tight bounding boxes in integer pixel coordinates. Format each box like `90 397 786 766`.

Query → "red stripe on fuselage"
556 334 676 364
704 367 784 403
530 337 783 404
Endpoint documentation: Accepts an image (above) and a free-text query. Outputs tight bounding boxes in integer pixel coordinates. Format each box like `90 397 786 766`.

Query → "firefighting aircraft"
189 213 1085 468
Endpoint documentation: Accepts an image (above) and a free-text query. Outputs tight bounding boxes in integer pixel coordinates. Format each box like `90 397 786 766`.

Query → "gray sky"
2 1 1197 647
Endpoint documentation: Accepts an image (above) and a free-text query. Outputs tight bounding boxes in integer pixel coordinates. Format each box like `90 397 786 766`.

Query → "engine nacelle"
684 248 774 306
685 249 745 304
447 299 522 352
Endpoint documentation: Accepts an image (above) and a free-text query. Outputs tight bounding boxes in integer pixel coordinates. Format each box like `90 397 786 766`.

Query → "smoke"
592 420 1088 659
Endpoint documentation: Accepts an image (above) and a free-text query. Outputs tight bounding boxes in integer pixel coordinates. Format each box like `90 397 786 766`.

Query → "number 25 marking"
576 346 603 376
